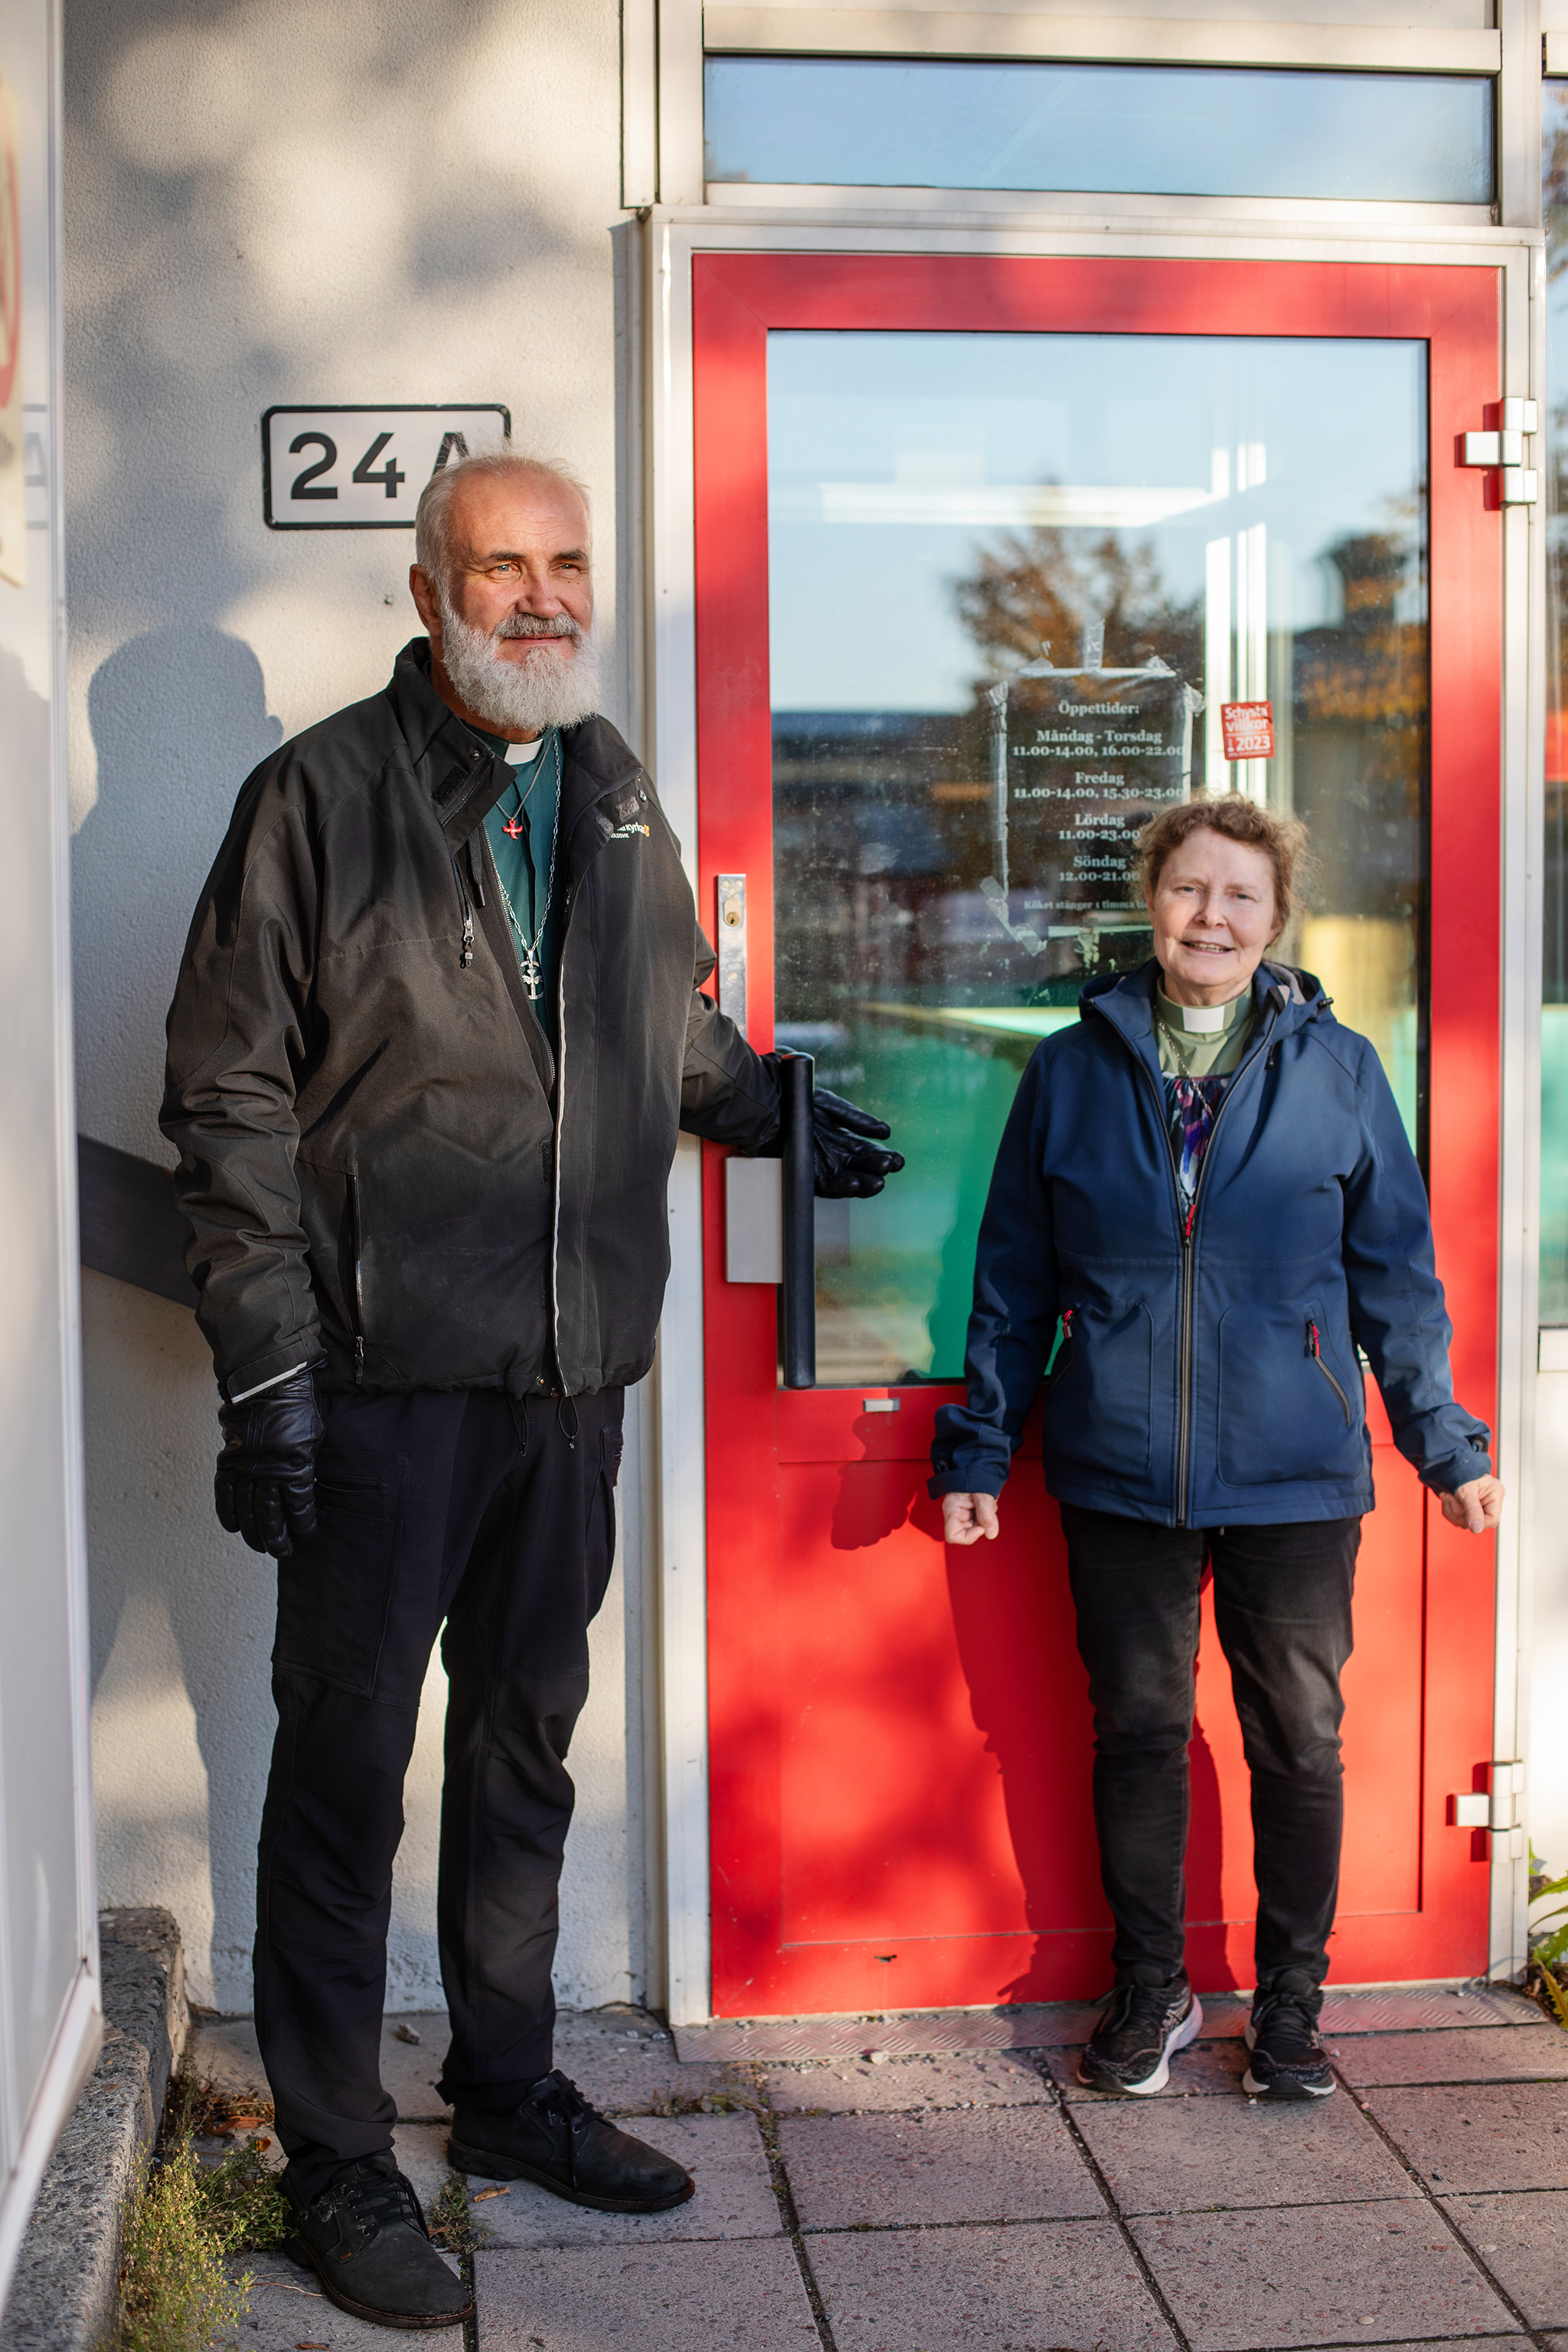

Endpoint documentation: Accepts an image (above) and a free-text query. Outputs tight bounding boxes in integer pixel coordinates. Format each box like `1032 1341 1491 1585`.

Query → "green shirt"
1154 982 1254 1079
472 727 564 1026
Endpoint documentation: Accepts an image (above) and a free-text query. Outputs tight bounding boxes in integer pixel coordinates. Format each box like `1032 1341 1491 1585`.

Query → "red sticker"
1220 701 1274 760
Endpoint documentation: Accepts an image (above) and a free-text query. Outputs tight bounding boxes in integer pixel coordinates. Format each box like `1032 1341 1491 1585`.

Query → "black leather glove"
812 1088 905 1199
214 1368 325 1557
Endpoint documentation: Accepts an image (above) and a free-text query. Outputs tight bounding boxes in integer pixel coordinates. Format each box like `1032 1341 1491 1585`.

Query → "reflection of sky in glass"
1540 83 1568 1317
707 58 1493 204
769 333 1426 711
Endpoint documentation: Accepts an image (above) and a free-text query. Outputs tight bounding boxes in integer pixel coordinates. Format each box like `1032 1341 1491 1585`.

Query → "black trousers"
254 1384 624 2203
1060 1504 1360 1998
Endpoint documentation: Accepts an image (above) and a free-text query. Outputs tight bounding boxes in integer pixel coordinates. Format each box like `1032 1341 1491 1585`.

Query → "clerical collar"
470 724 546 766
1156 984 1250 1036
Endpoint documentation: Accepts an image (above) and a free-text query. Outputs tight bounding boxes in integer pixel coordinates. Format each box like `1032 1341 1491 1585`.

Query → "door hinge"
1461 399 1540 505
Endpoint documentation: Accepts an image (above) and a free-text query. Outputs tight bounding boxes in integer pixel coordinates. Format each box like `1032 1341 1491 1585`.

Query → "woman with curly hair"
931 794 1501 2101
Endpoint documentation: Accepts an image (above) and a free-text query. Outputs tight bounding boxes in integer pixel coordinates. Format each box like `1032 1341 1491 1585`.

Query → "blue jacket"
929 960 1491 1527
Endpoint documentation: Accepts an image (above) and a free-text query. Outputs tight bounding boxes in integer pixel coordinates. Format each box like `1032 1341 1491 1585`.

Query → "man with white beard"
162 452 901 2330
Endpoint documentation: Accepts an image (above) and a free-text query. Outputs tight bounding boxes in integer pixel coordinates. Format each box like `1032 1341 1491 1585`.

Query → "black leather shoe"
285 2155 473 2331
449 2071 695 2213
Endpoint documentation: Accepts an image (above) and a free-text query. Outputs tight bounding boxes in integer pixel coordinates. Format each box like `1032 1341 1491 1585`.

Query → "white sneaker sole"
1079 1994 1204 2096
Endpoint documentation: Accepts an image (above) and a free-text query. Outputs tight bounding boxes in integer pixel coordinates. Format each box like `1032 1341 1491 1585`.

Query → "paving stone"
1132 2200 1514 2350
551 2006 746 2116
779 2105 1102 2230
188 2016 270 2106
475 2239 818 2348
1362 2082 1568 2191
185 2005 741 2126
374 2014 451 2119
235 2249 465 2349
186 2011 452 2122
1336 2025 1568 2087
1441 2191 1568 2328
392 2122 458 2216
807 2219 1178 2351
451 2112 779 2247
763 2050 1050 2113
1046 2037 1253 2099
1073 2079 1415 2213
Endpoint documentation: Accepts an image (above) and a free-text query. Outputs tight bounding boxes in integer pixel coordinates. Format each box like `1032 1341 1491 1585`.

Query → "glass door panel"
769 332 1429 1387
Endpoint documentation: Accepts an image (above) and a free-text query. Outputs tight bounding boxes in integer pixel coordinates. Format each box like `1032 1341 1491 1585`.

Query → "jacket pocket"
274 1449 410 1698
1217 1298 1364 1488
1044 1297 1153 1481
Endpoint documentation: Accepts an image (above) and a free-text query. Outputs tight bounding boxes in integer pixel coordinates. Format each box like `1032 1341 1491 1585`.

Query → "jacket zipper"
1307 1318 1353 1424
1126 1009 1279 1527
550 898 567 1389
452 855 475 969
348 1168 367 1386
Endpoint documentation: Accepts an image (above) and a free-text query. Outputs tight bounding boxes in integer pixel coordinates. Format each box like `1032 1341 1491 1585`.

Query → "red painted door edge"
694 254 1501 2016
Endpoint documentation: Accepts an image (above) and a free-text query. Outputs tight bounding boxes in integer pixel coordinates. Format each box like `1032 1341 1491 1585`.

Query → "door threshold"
673 1979 1540 2061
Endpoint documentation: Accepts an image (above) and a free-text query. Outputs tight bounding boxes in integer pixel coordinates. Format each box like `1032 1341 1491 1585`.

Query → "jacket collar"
1080 956 1329 1080
385 637 645 870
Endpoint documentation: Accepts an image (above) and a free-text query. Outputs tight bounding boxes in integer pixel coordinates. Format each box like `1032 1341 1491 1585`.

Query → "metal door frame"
642 205 1542 2026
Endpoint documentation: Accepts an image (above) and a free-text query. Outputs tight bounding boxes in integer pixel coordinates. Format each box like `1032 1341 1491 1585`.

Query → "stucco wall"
64 0 644 2013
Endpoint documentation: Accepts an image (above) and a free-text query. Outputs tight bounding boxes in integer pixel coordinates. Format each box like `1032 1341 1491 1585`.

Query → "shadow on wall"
77 631 282 1127
80 629 281 2007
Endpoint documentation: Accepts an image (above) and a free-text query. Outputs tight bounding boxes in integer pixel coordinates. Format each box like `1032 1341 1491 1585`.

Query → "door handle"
781 1054 815 1389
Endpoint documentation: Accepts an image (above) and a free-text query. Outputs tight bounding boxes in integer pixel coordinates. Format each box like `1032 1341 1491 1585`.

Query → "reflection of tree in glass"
948 524 1201 679
1292 528 1426 927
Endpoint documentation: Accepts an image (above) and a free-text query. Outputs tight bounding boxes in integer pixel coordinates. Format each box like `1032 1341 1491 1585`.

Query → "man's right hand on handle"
215 1369 325 1557
942 1492 1000 1546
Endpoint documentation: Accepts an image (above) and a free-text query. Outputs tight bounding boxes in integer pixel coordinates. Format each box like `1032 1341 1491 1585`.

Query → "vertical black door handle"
781 1054 815 1389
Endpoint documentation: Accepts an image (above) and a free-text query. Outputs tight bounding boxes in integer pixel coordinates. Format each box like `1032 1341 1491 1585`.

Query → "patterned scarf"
1167 1073 1231 1203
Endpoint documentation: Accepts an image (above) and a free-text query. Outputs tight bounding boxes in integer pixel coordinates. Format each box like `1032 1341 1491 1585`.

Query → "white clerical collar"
505 735 544 766
1158 985 1248 1034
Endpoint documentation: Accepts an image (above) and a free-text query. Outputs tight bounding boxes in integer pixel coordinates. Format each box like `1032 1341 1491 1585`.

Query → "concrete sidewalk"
193 1984 1568 2352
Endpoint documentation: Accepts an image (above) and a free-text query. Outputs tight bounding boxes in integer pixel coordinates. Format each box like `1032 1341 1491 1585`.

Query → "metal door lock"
717 874 746 1032
1461 399 1540 504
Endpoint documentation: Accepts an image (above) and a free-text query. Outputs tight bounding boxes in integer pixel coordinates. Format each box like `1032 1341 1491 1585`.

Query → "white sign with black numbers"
262 404 511 529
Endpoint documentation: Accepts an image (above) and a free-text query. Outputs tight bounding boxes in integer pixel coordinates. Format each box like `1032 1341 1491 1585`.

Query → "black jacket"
162 639 779 1401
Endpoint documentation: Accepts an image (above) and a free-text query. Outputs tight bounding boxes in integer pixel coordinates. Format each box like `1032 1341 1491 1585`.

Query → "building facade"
61 0 1568 2029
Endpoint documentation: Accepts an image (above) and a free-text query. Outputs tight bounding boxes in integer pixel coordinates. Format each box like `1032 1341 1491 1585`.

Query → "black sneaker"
1243 1978 1334 2099
1076 1978 1204 2096
448 2070 695 2213
285 2154 472 2331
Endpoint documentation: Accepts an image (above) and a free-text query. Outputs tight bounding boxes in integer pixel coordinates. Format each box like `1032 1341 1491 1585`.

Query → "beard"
436 596 603 733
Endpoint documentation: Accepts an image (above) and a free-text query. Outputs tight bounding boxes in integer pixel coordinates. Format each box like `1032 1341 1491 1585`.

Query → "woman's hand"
942 1492 999 1545
1440 1475 1504 1533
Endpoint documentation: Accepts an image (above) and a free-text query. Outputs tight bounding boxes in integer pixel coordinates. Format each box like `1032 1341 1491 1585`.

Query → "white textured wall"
66 0 644 2013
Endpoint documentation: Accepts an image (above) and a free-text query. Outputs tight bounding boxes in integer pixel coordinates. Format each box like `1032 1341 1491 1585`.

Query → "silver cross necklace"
493 732 562 1001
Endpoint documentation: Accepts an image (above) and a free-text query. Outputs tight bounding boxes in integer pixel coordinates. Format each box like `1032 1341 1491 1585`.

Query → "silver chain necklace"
493 732 562 1001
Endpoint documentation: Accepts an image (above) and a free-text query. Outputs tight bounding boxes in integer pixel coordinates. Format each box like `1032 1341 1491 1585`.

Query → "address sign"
262 404 511 530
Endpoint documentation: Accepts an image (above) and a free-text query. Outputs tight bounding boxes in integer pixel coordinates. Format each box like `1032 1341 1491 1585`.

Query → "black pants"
1060 1504 1360 1998
254 1384 624 2203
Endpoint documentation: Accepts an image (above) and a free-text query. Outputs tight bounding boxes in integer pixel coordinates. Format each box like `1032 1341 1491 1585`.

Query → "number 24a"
288 430 407 501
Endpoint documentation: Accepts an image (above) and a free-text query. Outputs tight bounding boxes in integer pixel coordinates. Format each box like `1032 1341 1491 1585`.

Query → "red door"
696 254 1501 2018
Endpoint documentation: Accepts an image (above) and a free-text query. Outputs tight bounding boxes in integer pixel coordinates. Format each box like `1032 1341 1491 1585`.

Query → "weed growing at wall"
1527 1853 1568 2027
110 2073 293 2352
